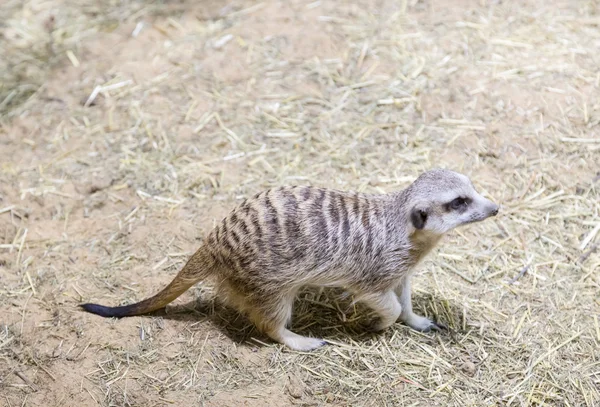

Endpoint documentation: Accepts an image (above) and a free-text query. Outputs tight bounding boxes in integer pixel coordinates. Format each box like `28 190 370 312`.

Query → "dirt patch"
1 0 599 406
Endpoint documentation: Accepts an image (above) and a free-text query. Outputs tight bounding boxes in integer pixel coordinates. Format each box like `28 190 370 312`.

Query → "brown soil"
1 0 599 406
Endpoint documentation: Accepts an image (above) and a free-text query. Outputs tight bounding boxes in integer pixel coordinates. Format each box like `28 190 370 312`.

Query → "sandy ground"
1 0 599 406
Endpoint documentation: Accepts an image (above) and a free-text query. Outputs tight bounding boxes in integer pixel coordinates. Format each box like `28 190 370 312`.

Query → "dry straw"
0 0 598 406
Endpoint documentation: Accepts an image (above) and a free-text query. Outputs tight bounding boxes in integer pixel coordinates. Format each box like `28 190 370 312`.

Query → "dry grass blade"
0 0 599 406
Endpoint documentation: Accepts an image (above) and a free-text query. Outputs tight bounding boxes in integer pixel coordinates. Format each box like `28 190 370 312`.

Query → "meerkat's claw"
419 320 447 332
430 321 448 331
419 323 439 333
402 313 445 332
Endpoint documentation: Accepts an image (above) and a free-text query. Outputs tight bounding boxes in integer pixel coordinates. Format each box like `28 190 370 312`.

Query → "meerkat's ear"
410 204 428 230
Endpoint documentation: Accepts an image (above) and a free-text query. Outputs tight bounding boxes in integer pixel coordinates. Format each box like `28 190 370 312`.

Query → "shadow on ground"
145 288 466 347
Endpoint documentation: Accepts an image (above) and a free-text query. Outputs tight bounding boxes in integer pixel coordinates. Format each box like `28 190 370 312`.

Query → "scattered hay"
0 0 599 406
0 0 194 118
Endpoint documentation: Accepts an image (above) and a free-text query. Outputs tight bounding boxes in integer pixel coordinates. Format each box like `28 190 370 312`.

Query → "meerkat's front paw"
401 313 447 332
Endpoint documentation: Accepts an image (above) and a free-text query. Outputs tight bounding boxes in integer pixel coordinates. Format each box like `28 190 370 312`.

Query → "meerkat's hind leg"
269 328 327 351
248 290 326 351
357 290 403 332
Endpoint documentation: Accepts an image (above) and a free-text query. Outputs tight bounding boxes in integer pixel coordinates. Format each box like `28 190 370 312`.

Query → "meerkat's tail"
79 276 199 318
80 247 215 318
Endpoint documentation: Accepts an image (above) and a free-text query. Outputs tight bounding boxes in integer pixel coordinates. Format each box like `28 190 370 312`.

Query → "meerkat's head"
407 169 499 235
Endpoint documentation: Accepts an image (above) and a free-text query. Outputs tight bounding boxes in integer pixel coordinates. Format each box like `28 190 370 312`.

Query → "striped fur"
80 169 499 351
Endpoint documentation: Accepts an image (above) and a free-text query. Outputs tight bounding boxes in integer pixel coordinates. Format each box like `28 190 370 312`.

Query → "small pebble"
460 361 476 376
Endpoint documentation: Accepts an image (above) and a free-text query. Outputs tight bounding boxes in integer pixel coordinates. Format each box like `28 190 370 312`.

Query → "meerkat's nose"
489 204 499 217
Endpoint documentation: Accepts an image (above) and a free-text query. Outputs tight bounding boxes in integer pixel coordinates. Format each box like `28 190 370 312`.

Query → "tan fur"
81 169 499 351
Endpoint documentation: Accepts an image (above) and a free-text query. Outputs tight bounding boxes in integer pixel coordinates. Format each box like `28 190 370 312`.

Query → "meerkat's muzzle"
467 197 499 224
483 199 499 218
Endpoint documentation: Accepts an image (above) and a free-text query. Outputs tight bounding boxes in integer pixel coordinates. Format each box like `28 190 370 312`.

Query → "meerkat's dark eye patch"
445 197 471 211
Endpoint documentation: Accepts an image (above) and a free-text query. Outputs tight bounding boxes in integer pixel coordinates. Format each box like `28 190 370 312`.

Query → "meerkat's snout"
477 196 500 219
487 202 499 217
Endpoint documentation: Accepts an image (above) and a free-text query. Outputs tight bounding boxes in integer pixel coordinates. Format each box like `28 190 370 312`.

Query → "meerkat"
80 169 499 351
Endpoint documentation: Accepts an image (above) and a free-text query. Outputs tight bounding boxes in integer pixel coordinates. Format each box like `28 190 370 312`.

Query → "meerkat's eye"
449 197 469 210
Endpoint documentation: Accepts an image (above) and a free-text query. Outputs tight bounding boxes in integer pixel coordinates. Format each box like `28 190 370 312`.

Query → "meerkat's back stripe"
338 194 351 241
283 192 303 258
327 192 340 248
311 189 329 244
328 191 340 225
